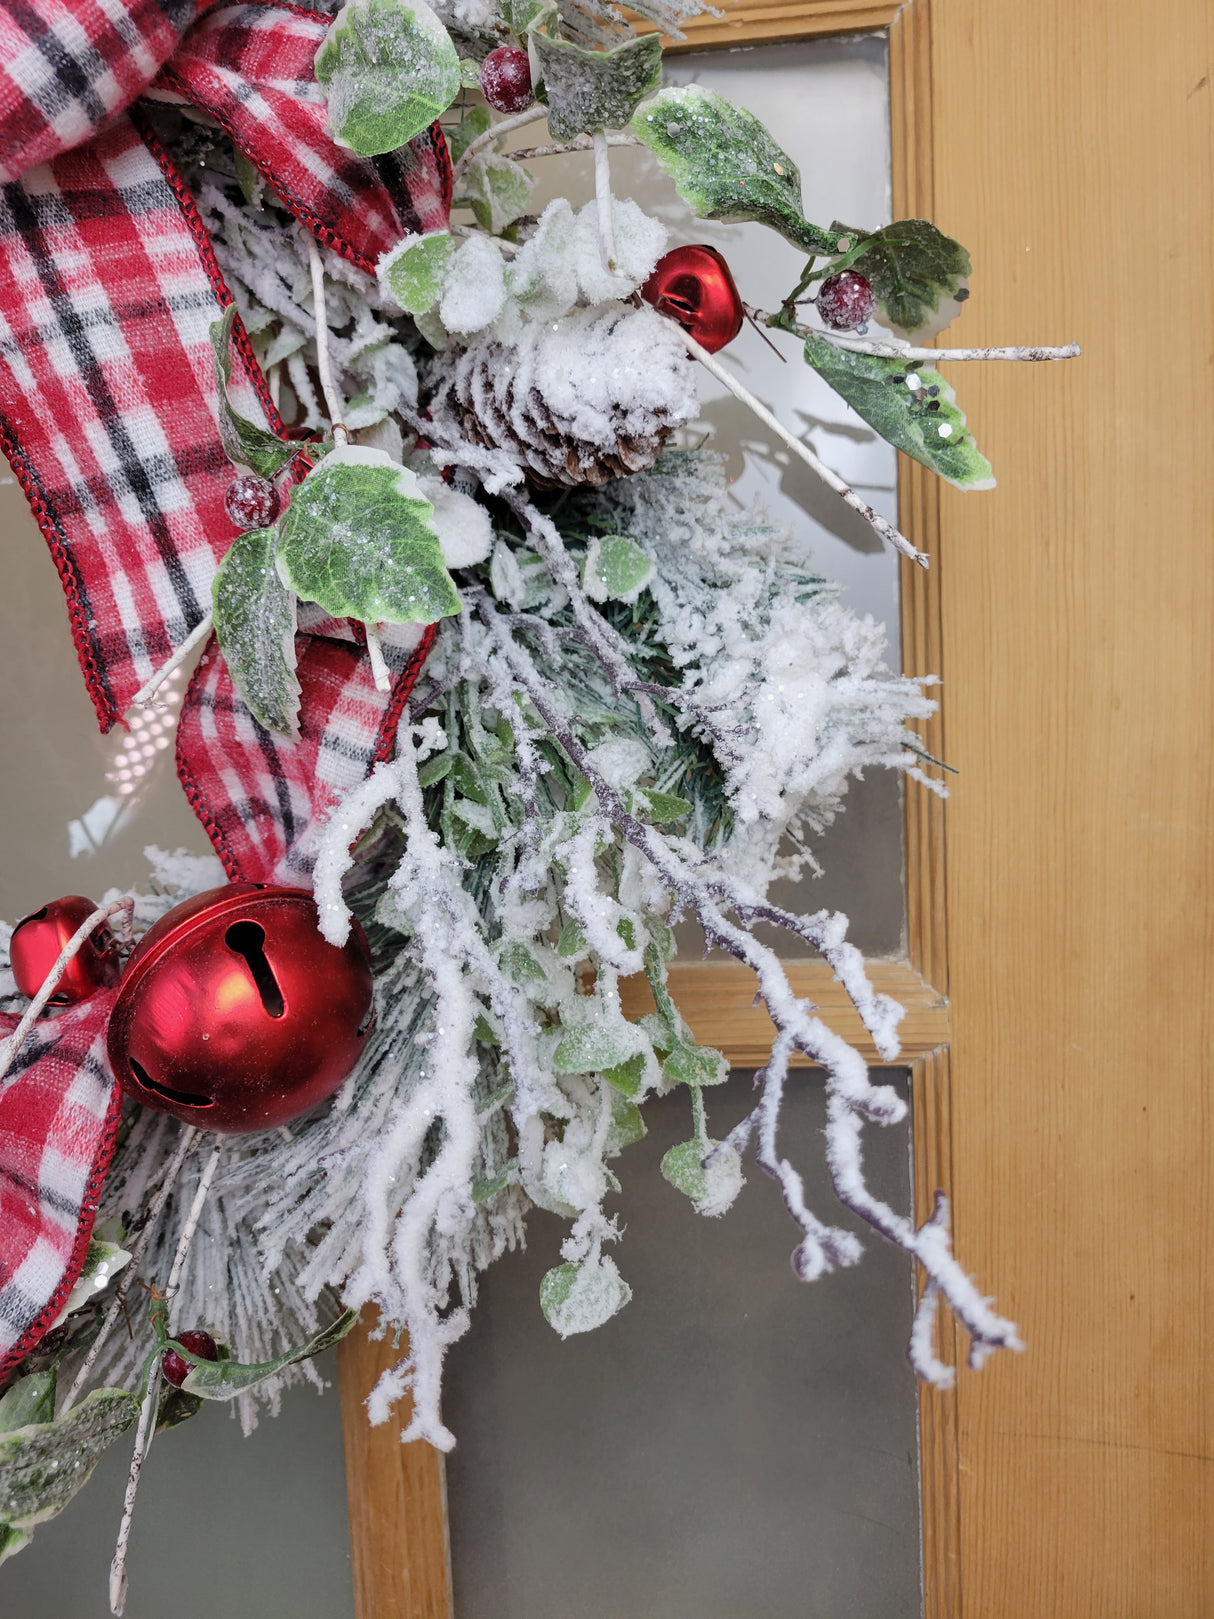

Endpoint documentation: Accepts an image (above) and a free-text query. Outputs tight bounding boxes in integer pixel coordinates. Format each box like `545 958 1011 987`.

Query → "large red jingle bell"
10 895 122 1006
640 244 745 354
106 884 373 1134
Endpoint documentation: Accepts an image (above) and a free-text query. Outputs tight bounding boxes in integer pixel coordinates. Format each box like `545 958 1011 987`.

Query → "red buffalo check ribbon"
0 0 449 1378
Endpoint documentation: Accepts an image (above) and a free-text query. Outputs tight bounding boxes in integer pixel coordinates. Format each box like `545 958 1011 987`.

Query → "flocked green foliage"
531 26 663 143
315 0 460 156
380 231 454 315
0 1383 137 1543
212 524 301 736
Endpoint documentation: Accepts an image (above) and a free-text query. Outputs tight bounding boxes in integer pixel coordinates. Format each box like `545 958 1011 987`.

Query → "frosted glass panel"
445 1070 919 1618
517 36 906 954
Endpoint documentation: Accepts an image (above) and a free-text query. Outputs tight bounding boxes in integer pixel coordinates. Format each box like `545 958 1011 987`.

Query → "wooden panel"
926 1 1214 1613
656 0 899 50
619 959 949 1065
338 1321 453 1618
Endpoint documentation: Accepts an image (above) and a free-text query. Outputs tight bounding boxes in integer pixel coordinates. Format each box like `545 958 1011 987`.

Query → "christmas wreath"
0 0 1076 1604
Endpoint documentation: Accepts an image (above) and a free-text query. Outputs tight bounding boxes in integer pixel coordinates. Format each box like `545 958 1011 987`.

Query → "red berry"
816 270 876 331
480 46 533 114
224 474 280 532
162 1328 219 1388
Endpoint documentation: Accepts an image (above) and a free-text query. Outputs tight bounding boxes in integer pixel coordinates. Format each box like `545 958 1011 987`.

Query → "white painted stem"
130 613 212 707
810 329 1081 362
680 329 929 569
0 898 134 1088
365 625 391 693
592 131 616 272
61 1125 200 1413
306 233 348 444
450 103 547 185
509 132 639 161
109 1137 222 1616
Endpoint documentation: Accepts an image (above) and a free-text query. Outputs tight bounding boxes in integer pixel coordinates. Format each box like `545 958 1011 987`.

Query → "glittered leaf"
582 533 653 604
180 1310 357 1400
213 524 301 737
631 86 836 256
315 0 460 157
531 28 662 143
275 445 462 624
540 1256 631 1337
210 307 295 479
0 1373 55 1436
0 1389 137 1531
847 219 971 336
800 333 995 490
379 231 454 315
661 1138 745 1217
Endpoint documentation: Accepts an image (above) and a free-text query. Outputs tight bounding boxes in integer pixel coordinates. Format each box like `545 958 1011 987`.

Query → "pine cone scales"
449 304 698 491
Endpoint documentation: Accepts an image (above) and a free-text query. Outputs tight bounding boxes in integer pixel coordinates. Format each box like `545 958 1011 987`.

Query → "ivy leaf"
275 445 462 624
631 86 837 256
581 533 653 604
530 27 663 144
661 1138 745 1217
210 307 295 480
540 1255 631 1337
213 524 301 737
552 1016 639 1074
378 230 455 316
314 0 460 157
0 1373 55 1435
455 152 535 236
0 1388 137 1532
800 332 995 490
847 219 971 336
179 1310 357 1400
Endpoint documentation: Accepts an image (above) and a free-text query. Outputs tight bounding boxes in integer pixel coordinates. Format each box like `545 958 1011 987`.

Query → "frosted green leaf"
0 1373 55 1436
841 218 970 336
497 940 547 986
540 1255 631 1337
530 28 663 143
552 1016 639 1074
504 0 551 37
800 333 995 490
315 0 460 156
210 307 295 479
155 1384 204 1434
456 152 535 236
458 56 481 88
605 1092 646 1154
180 1310 357 1399
637 789 692 825
275 445 462 624
631 86 837 256
213 525 301 737
661 1138 745 1217
601 1051 645 1097
556 917 586 958
473 1161 519 1202
446 104 489 164
0 1388 137 1531
0 1523 29 1564
661 1039 728 1087
582 532 654 604
378 231 454 316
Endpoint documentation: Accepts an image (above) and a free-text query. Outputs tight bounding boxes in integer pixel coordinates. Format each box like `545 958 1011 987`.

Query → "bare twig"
679 327 929 569
0 898 135 1087
592 131 616 272
130 615 212 708
450 104 547 186
509 133 640 161
775 317 1081 363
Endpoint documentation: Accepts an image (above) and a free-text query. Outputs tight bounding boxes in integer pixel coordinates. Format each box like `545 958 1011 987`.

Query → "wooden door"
338 2 1214 1614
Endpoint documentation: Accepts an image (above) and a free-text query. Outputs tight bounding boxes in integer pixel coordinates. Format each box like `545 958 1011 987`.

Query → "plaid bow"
0 0 449 1377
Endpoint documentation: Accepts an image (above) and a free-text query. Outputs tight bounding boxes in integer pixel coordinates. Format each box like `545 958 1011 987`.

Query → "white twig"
62 1126 200 1413
130 614 212 707
802 327 1081 362
365 625 392 693
0 898 134 1088
306 233 348 445
109 1137 222 1616
592 131 616 272
450 104 547 185
680 327 929 569
509 133 639 161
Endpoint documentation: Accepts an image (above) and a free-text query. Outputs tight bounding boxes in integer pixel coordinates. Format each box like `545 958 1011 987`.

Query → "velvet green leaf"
846 218 971 335
179 1311 357 1400
0 1389 138 1531
210 307 295 479
315 0 460 156
275 446 462 624
531 28 663 143
631 85 837 255
213 524 301 737
800 333 995 490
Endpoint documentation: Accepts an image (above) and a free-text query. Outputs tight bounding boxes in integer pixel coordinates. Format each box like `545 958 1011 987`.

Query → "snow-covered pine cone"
450 303 699 490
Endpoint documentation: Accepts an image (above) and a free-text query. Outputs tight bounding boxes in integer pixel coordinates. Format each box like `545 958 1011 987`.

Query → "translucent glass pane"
445 1069 919 1618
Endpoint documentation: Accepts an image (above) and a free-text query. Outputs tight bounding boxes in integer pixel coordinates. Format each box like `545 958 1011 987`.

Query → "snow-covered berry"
480 46 533 114
224 473 280 531
162 1328 220 1388
816 270 876 332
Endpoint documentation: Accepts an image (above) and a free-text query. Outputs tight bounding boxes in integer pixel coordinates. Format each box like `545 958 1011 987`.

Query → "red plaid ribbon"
0 0 449 1377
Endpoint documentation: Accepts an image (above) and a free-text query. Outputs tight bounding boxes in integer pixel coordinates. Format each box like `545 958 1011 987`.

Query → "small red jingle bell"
10 896 121 1006
640 245 745 354
106 884 373 1134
